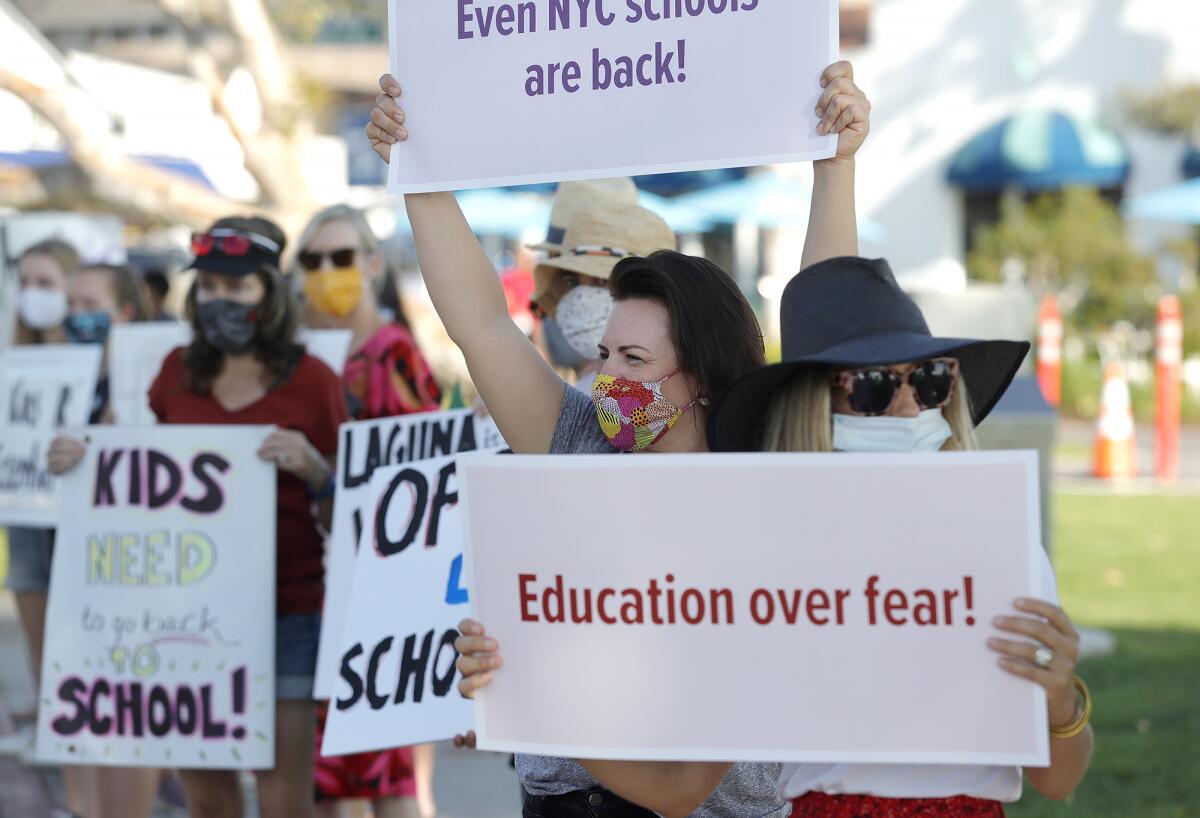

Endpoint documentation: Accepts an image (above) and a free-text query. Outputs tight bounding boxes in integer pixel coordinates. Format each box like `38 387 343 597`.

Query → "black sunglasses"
834 359 959 416
298 247 357 272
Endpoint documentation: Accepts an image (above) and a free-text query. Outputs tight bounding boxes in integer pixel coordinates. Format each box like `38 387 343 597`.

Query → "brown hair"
15 239 80 345
608 250 765 404
182 216 302 393
78 264 150 323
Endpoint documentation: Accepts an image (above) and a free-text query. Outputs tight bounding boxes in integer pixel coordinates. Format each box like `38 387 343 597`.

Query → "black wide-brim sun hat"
707 257 1031 453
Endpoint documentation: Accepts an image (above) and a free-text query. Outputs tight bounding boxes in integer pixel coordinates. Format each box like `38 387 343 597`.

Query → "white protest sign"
321 454 483 755
108 323 190 426
0 345 101 527
314 409 505 698
35 426 277 769
461 452 1050 766
387 0 838 192
298 328 355 377
109 325 354 425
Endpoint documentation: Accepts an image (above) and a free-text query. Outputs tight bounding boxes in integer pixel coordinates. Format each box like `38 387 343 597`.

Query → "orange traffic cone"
1093 361 1137 480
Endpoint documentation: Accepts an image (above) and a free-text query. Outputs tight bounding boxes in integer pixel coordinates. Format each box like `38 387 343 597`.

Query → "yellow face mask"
303 266 363 318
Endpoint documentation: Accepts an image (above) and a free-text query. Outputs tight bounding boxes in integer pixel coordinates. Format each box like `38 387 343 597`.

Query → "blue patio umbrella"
1184 143 1200 179
0 149 218 190
636 190 713 234
456 188 550 238
947 111 1130 192
673 172 886 241
1124 177 1200 225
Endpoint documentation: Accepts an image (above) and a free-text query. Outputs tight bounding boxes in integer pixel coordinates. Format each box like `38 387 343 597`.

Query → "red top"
148 347 348 615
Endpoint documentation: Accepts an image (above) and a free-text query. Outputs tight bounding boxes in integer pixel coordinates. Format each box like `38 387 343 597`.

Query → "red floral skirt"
313 702 417 800
790 793 1005 817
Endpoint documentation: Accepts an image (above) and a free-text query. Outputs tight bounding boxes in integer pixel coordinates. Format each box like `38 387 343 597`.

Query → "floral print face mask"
591 368 697 452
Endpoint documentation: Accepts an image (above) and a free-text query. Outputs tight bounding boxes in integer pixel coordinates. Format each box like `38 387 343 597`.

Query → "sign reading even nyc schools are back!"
387 0 838 191
0 345 101 526
461 452 1052 766
35 426 277 769
313 409 504 699
321 454 480 755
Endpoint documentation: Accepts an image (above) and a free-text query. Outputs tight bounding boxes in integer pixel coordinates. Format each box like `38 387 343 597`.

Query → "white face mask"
555 284 612 360
832 408 953 454
18 288 69 330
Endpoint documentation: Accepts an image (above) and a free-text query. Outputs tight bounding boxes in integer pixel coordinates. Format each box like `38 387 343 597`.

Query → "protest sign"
386 0 838 192
109 324 353 425
35 426 277 769
321 453 484 755
0 345 101 526
461 451 1050 766
314 409 504 698
108 323 189 426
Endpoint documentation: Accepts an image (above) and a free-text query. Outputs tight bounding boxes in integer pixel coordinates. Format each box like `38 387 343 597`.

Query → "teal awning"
947 111 1130 192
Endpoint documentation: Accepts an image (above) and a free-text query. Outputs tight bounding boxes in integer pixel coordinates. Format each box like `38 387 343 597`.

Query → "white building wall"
845 0 1200 284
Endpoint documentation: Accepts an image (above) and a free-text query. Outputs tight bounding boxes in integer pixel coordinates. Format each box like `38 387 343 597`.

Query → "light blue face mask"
832 408 953 453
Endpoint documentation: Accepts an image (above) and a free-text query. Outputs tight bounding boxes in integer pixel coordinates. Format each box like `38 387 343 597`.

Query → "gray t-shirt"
517 385 789 818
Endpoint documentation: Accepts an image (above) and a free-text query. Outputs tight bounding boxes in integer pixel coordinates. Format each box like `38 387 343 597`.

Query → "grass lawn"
1008 493 1200 818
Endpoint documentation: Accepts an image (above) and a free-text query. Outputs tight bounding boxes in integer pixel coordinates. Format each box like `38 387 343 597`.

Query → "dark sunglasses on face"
191 228 280 257
834 358 959 416
298 247 357 272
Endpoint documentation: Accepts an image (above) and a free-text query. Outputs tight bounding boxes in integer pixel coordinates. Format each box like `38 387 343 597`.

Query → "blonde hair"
759 365 979 453
294 205 380 269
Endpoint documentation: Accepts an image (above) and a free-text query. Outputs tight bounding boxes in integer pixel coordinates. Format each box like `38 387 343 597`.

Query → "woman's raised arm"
368 75 566 453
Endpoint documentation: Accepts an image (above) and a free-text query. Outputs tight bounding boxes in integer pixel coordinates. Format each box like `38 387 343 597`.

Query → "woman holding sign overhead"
366 60 871 818
295 203 443 818
705 257 1094 816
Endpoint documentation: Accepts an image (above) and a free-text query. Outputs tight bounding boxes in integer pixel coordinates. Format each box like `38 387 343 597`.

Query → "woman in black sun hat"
707 256 1094 818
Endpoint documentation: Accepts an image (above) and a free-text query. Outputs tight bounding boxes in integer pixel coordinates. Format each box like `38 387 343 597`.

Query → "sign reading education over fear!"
387 0 838 191
321 453 483 755
35 426 277 769
0 345 101 526
314 409 504 699
461 451 1052 766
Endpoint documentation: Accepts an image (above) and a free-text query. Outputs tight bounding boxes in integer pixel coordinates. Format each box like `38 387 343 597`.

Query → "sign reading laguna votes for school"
387 0 838 191
321 453 484 755
461 452 1052 766
35 426 277 769
0 345 101 527
314 409 504 699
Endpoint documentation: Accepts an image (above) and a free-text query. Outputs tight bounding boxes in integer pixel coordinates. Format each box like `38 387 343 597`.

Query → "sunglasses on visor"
191 228 281 258
834 358 959 416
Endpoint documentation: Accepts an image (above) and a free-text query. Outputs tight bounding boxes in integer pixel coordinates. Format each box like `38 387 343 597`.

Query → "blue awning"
1184 143 1200 179
947 111 1130 192
0 149 217 191
1125 177 1200 225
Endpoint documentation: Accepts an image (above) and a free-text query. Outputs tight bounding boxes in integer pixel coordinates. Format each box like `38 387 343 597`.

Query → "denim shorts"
276 611 322 700
4 527 55 593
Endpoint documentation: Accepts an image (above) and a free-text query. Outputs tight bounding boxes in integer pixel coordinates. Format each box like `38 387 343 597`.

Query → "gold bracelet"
1049 675 1093 739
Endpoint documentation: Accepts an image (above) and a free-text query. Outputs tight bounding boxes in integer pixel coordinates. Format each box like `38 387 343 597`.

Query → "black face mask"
197 299 258 355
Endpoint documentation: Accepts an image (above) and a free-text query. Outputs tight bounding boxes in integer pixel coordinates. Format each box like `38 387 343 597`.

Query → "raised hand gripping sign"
322 452 491 755
460 452 1052 766
0 345 101 526
35 426 277 769
387 0 838 191
314 409 504 699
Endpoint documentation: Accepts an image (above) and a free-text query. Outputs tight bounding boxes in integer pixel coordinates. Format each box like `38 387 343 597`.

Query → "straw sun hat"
533 203 678 310
528 178 639 254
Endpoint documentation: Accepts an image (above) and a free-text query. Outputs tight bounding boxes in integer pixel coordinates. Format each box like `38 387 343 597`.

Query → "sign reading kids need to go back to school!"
461 451 1053 767
35 426 277 769
387 0 839 191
